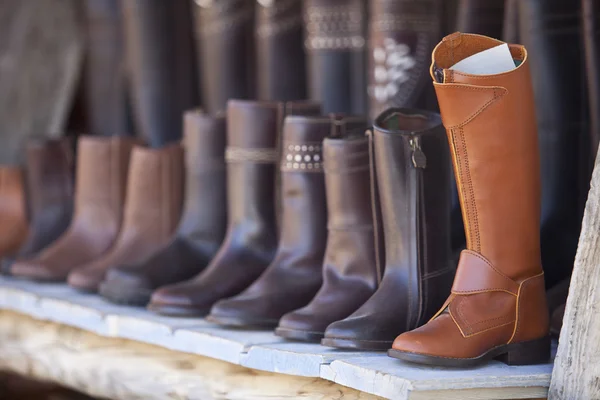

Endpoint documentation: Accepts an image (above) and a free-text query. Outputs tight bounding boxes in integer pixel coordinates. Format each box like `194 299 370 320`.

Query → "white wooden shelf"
0 276 553 399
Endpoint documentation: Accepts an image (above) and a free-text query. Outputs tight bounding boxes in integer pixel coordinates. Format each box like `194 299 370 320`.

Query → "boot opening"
377 109 440 133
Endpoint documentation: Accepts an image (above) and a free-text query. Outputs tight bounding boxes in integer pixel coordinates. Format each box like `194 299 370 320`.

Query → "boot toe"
67 269 101 292
208 296 280 328
148 285 208 317
99 267 153 306
11 260 61 281
322 315 394 351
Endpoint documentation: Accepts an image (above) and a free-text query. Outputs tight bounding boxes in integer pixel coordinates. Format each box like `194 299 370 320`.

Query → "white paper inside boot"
450 44 516 75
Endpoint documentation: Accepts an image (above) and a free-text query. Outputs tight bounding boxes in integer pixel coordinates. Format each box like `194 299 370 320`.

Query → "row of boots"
2 33 553 368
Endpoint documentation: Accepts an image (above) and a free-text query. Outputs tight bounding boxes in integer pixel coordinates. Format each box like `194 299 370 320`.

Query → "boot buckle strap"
451 250 519 295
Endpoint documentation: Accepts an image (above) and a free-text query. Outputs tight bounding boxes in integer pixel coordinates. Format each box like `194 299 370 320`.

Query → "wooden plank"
0 0 82 164
0 310 382 400
548 151 600 398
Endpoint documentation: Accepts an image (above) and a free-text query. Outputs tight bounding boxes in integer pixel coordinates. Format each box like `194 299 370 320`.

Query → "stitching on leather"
452 289 517 296
467 251 514 282
422 266 455 279
438 85 507 129
462 321 515 338
460 127 480 252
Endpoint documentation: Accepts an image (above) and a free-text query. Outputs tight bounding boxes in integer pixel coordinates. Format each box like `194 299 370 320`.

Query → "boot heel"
496 336 551 366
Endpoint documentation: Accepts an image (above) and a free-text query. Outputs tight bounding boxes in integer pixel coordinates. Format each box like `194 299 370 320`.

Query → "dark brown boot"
256 0 306 101
367 0 442 120
148 100 320 317
96 111 226 305
207 116 367 328
322 108 454 350
2 138 74 275
11 137 137 282
194 0 255 114
69 144 183 294
304 0 368 114
456 0 504 38
275 131 380 341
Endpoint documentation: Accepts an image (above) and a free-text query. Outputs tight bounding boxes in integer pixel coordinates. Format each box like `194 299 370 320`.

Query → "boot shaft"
373 108 452 326
75 136 138 223
432 33 541 280
256 0 306 101
303 0 368 114
178 110 227 242
25 138 74 215
122 144 184 240
456 0 504 38
367 0 442 119
194 0 255 114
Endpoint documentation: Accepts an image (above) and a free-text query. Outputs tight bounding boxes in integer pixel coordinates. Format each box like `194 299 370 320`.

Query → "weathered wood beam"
0 310 381 400
549 150 600 399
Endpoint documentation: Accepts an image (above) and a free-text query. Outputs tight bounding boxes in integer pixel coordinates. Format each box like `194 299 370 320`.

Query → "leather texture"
391 33 550 363
194 0 255 114
518 0 589 290
68 144 184 294
11 137 137 282
148 100 320 317
123 0 199 146
304 0 367 114
83 0 130 136
0 167 28 261
96 111 227 305
256 0 306 101
322 108 454 350
2 138 74 275
584 0 600 153
208 115 367 328
367 0 442 120
275 132 379 341
456 0 504 38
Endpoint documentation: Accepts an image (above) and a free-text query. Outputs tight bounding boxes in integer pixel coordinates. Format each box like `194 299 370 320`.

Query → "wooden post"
548 150 600 399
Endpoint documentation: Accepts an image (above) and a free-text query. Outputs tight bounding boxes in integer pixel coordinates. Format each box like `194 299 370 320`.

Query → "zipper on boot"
410 136 427 168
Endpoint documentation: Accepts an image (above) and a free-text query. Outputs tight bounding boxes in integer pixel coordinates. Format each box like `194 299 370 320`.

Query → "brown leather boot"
321 108 454 350
256 0 306 101
68 144 183 294
367 0 442 120
96 111 226 305
207 115 367 328
275 131 380 341
2 138 74 275
456 0 504 38
11 137 137 282
0 167 28 260
148 100 320 316
389 33 550 367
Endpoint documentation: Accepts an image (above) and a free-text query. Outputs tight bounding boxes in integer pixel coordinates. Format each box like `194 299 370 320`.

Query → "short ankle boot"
304 0 367 114
256 0 306 101
0 167 28 259
276 132 380 341
2 138 74 275
95 111 226 305
12 137 136 281
321 108 454 350
68 144 183 294
148 100 320 317
367 0 442 120
194 0 255 114
207 115 367 328
390 33 550 367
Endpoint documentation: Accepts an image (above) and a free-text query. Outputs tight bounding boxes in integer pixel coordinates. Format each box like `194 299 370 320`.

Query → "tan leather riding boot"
70 144 183 294
0 167 28 258
389 33 550 367
12 137 137 282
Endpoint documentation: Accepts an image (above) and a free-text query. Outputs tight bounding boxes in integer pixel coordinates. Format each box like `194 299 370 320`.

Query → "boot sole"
147 303 210 318
321 337 392 351
274 327 324 342
205 314 279 329
387 336 551 367
99 282 151 307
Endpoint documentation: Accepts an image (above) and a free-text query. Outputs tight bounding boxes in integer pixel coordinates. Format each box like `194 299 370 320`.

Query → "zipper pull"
409 136 427 168
433 65 444 83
